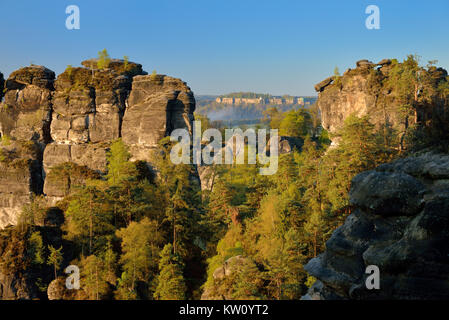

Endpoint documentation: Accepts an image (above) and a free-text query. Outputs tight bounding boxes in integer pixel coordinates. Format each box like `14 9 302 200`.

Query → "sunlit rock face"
0 60 198 228
43 60 143 204
122 74 195 162
0 66 53 229
303 152 449 300
0 65 55 144
315 59 448 136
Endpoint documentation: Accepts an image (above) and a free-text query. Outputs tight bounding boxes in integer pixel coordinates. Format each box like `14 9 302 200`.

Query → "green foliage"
97 49 111 70
194 113 211 134
334 66 340 77
202 114 400 299
80 254 110 300
123 56 129 71
150 70 158 80
47 245 63 279
28 231 45 265
116 218 164 296
65 186 114 255
20 195 48 227
0 134 11 146
305 276 317 288
334 66 341 86
154 243 186 300
106 139 137 185
279 109 313 138
66 65 73 77
263 107 283 129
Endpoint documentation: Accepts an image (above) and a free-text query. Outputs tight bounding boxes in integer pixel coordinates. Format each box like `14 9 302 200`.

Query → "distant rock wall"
303 152 449 300
0 60 196 228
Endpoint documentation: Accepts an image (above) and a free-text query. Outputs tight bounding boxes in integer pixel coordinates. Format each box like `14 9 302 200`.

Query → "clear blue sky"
1 0 448 96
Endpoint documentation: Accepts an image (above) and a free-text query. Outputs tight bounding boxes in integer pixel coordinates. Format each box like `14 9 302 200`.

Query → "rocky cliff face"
303 152 449 299
1 65 54 144
0 60 196 227
0 66 53 229
0 141 43 228
315 59 448 135
122 74 195 162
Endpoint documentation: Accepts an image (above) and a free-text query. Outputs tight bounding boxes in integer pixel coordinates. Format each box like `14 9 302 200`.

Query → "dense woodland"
0 55 448 300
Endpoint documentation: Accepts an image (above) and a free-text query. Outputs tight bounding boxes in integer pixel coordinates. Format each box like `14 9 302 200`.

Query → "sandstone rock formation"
0 65 54 144
0 141 43 228
303 152 449 299
315 59 448 135
0 59 199 299
0 60 197 226
42 60 143 202
122 74 195 162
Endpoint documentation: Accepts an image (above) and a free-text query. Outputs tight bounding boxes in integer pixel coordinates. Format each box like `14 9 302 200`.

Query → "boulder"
0 59 198 228
356 59 374 68
201 256 255 300
349 171 425 216
314 76 335 92
47 277 77 300
376 59 392 66
303 152 449 299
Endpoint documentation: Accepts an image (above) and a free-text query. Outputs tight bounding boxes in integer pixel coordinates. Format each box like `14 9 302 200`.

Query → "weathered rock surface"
0 60 198 229
43 60 146 200
315 59 448 135
122 74 195 162
0 65 55 144
0 141 43 229
303 152 449 299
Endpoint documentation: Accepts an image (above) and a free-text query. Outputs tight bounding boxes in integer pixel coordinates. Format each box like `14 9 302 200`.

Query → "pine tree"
116 218 164 296
65 185 114 255
80 254 110 300
154 243 186 300
97 49 111 70
106 139 137 186
28 231 45 265
47 245 63 280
